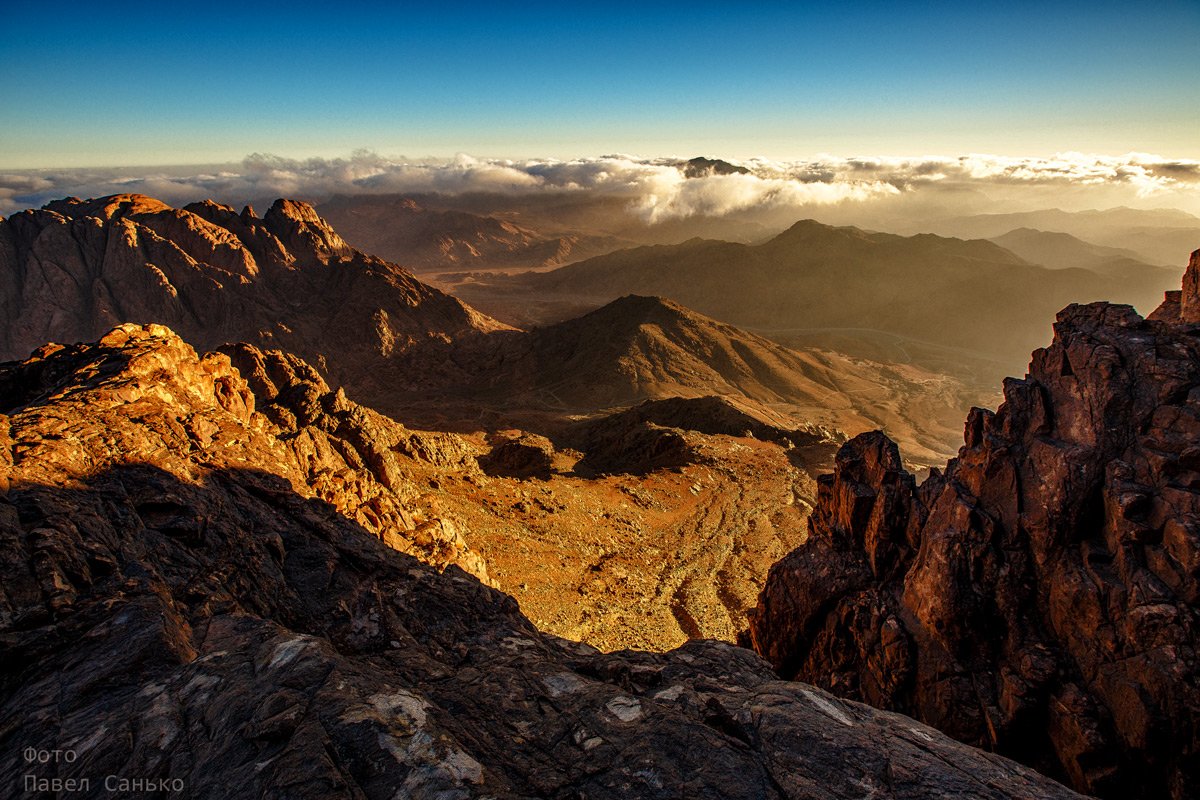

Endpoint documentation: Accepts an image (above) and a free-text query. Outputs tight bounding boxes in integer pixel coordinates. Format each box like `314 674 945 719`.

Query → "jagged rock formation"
0 193 509 405
746 251 1200 799
0 330 1084 799
0 323 486 579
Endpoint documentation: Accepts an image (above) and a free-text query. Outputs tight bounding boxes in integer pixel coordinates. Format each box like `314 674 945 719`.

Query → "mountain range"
922 206 1200 266
0 318 1083 799
0 194 983 466
454 218 1175 382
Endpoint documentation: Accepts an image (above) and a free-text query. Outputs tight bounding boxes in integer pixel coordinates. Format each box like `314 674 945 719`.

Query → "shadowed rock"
747 249 1200 799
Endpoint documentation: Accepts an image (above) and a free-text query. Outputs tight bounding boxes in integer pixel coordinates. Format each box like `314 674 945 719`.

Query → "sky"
1 1 1197 168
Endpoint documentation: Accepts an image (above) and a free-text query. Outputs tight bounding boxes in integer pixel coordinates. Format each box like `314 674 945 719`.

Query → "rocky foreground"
747 252 1200 799
0 327 1085 797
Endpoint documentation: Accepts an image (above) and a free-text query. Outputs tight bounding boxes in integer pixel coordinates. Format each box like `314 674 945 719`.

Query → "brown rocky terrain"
746 250 1200 799
0 193 510 405
0 318 832 653
0 323 486 580
0 324 1084 799
0 193 980 657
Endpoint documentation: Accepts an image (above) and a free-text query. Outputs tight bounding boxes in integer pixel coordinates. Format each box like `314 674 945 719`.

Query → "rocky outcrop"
1181 249 1200 324
0 330 1084 799
0 323 486 580
570 396 841 476
746 251 1200 799
477 430 556 479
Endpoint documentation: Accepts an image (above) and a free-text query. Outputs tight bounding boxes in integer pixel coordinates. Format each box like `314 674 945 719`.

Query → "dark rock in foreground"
0 327 1081 798
747 250 1200 799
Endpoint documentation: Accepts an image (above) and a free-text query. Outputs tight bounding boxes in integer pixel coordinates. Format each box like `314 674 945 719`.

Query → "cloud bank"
2 151 1198 220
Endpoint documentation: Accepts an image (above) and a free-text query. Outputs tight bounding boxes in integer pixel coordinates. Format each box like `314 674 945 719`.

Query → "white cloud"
1 151 1198 219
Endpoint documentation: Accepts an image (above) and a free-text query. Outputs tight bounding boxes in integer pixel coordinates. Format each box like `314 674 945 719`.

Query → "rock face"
1181 248 1200 324
746 251 1200 800
0 331 1083 799
0 193 509 406
0 323 487 580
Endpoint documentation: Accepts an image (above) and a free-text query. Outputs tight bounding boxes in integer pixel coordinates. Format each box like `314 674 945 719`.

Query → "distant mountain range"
988 227 1166 275
463 219 1179 380
922 206 1200 266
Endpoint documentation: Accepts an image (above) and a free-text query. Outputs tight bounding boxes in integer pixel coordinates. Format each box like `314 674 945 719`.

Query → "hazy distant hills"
319 194 629 273
924 206 1200 266
316 190 783 270
988 227 1166 275
471 219 1178 379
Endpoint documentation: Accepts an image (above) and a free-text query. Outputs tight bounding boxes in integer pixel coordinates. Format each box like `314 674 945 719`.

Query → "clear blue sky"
1 1 1196 167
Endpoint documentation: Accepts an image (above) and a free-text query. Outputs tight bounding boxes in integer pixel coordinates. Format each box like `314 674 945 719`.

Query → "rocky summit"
0 326 1083 799
746 250 1200 799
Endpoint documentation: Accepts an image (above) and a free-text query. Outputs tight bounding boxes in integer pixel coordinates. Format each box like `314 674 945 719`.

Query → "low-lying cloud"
2 150 1198 220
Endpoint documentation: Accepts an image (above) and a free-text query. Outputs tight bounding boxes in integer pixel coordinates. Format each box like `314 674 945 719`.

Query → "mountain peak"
263 198 354 262
680 156 751 178
42 193 173 221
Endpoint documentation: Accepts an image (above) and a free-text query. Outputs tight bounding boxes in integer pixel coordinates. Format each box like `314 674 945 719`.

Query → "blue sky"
1 1 1197 167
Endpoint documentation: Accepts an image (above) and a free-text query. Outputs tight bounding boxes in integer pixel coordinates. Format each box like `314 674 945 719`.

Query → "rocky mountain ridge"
2 194 960 465
0 323 487 579
0 193 509 404
746 250 1200 799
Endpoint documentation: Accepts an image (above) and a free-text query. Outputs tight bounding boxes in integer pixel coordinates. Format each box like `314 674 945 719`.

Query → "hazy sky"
1 1 1197 168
